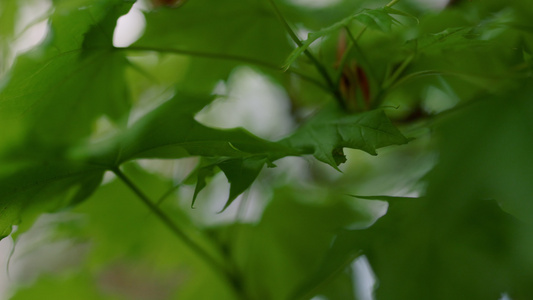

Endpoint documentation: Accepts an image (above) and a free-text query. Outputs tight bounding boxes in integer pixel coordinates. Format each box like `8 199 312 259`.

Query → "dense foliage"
1 0 533 299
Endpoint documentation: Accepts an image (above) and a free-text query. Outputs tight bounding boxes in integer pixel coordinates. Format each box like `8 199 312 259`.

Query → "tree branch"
112 168 226 276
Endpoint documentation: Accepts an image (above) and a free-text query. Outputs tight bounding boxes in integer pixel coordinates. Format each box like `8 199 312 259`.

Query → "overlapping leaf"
0 0 133 241
11 165 235 300
283 6 410 70
337 86 533 299
133 0 292 93
79 93 293 209
192 156 268 211
0 160 105 239
347 196 532 300
0 0 132 147
210 187 372 300
84 94 295 166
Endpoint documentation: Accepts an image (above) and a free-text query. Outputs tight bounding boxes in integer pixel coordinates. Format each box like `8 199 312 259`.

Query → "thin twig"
122 46 279 70
112 167 226 275
113 167 250 299
266 0 346 109
156 183 182 206
120 46 329 92
386 0 400 7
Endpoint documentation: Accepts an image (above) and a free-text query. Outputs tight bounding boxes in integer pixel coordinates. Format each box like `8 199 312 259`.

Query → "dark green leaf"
282 12 359 70
429 85 533 222
354 8 394 33
0 0 131 242
353 86 533 299
280 107 409 169
83 93 296 167
0 0 132 146
353 197 528 300
211 186 372 300
0 160 104 240
189 157 266 210
134 0 292 93
283 6 401 70
217 157 266 211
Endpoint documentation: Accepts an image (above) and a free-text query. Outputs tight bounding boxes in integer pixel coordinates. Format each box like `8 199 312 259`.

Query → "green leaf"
136 0 290 63
217 157 266 211
133 0 292 93
282 12 358 70
84 93 296 167
354 8 394 33
0 0 131 242
81 93 294 209
191 159 219 208
280 107 409 169
352 197 528 300
0 0 133 147
411 27 481 52
351 86 533 299
190 156 266 211
429 85 533 222
383 7 419 24
14 164 235 300
0 160 105 240
290 229 362 300
283 6 401 70
210 186 372 300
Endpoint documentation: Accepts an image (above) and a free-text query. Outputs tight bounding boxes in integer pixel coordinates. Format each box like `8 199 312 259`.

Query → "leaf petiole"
386 0 400 7
266 0 346 109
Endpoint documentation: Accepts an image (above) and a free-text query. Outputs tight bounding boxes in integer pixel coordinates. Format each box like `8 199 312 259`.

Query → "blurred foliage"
1 0 533 299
